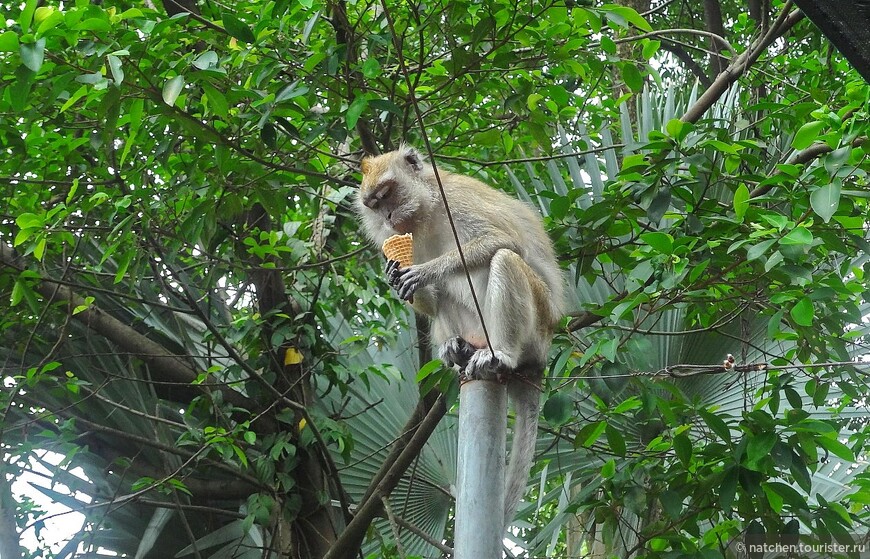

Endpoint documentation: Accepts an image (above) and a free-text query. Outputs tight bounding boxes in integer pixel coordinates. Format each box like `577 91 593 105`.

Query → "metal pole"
455 379 506 559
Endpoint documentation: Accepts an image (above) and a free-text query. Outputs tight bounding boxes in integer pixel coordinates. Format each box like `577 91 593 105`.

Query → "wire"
379 0 494 355
547 359 867 381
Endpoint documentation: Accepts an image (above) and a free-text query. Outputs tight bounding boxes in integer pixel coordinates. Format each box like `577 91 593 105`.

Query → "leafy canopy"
0 0 869 558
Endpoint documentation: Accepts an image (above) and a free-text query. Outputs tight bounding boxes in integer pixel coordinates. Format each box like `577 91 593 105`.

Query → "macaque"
355 145 565 524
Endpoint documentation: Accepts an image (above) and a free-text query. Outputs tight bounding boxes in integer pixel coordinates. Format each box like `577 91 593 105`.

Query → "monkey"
355 145 565 526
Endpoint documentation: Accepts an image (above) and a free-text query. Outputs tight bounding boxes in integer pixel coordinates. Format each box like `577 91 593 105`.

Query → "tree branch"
0 242 274 431
680 4 803 124
323 393 447 559
659 40 713 87
749 136 868 198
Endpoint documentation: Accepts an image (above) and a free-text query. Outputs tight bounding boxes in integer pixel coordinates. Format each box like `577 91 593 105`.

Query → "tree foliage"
1 0 869 558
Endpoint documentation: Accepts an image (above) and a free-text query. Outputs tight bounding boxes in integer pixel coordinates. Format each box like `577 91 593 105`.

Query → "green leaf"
36 9 63 36
746 239 775 261
699 409 732 444
621 153 647 171
118 8 145 20
74 18 112 33
621 63 643 93
610 5 653 31
765 481 810 512
764 251 784 272
202 82 228 119
0 31 20 52
639 231 673 254
809 181 841 223
733 183 749 220
222 12 256 43
415 359 443 382
824 145 851 176
542 393 573 427
612 397 642 414
19 0 37 30
114 250 134 284
791 120 824 150
665 118 689 141
20 38 45 73
673 433 691 466
746 432 777 464
162 75 185 106
526 93 544 111
11 279 26 306
275 81 308 103
790 457 812 492
785 387 803 409
72 296 95 315
780 226 813 246
817 436 855 462
361 57 381 78
600 458 615 478
605 424 626 456
192 51 219 70
119 99 144 166
647 188 671 224
719 467 737 511
16 212 43 229
641 39 660 60
33 237 46 261
600 35 616 55
107 54 124 85
659 489 682 519
577 420 607 447
762 483 784 513
790 297 814 327
346 95 368 129
261 122 277 148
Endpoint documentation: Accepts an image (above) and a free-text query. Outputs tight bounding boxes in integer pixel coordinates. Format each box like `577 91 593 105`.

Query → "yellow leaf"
284 347 303 365
298 418 307 431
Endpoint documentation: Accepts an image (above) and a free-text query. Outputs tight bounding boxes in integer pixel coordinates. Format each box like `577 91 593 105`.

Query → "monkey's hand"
391 263 431 301
385 259 402 289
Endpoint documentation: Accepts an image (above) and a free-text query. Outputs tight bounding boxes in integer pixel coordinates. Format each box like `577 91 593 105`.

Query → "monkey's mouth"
389 213 412 234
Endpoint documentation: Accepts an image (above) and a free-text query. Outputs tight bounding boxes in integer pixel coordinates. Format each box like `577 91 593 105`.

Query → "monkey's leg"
465 249 545 379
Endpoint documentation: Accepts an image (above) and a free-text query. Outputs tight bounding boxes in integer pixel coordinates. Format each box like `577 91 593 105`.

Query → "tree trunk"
244 205 338 558
703 0 728 77
0 467 24 559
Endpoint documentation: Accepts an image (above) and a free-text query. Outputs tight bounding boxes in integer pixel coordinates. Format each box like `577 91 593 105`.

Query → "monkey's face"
358 148 429 234
360 177 412 232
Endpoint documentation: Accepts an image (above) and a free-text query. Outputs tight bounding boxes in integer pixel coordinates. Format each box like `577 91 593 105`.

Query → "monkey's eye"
376 180 396 200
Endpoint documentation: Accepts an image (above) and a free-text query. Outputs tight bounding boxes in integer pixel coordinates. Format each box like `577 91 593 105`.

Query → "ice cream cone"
382 233 413 268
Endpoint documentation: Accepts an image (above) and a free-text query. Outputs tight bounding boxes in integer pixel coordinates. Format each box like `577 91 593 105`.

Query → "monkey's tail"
504 374 541 527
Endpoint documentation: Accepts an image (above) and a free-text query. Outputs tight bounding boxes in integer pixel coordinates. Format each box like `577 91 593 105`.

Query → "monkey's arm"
394 232 520 300
386 259 438 315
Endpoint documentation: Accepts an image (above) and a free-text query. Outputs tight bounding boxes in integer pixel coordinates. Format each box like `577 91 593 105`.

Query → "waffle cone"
382 233 413 268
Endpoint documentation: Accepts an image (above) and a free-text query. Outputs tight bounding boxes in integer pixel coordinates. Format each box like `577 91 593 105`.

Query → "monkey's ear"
360 157 372 176
401 146 424 172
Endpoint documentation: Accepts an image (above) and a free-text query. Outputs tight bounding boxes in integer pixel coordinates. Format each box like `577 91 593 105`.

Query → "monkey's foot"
464 349 517 381
438 337 477 369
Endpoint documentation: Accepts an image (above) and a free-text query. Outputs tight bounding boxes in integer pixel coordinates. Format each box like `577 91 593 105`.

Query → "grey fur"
356 146 565 526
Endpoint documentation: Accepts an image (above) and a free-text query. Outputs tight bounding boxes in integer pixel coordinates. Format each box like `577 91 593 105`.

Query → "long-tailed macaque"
355 145 565 525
